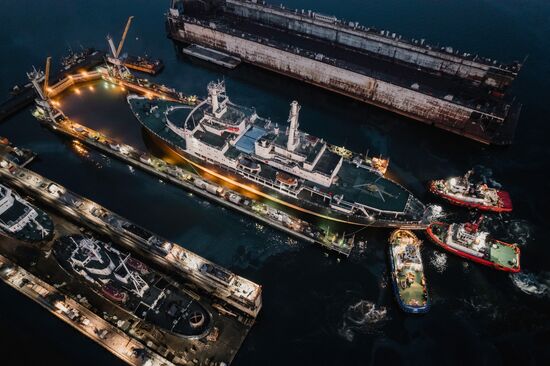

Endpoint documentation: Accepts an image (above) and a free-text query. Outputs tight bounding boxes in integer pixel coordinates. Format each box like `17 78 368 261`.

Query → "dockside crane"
106 16 133 75
43 56 51 98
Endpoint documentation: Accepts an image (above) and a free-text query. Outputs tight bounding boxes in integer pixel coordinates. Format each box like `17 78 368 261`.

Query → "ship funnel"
287 101 301 151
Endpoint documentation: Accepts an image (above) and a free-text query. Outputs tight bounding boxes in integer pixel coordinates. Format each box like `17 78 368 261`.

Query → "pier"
0 254 176 366
0 193 254 365
0 156 262 319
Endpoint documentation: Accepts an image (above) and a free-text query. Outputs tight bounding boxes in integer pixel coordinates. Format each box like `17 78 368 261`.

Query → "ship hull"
429 182 513 213
166 5 520 145
426 222 520 273
140 121 426 228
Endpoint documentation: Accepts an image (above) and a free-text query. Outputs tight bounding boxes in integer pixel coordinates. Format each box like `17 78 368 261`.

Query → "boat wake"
481 216 532 246
504 220 532 246
429 251 448 273
337 300 388 341
510 272 550 297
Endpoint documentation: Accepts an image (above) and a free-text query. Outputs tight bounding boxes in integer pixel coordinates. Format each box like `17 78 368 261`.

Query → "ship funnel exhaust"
287 101 300 151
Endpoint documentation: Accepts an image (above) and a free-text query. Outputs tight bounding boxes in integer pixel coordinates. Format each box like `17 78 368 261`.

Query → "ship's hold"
166 0 523 144
388 229 430 313
426 217 520 272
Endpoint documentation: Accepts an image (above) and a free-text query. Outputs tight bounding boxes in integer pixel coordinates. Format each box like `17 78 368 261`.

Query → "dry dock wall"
223 0 513 88
175 22 497 141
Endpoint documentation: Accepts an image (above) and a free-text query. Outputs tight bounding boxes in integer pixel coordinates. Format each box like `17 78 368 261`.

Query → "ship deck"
132 97 415 215
190 13 510 117
332 163 410 213
489 242 519 268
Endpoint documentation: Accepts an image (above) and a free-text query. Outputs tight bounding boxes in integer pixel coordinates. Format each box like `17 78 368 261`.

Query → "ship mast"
287 101 300 151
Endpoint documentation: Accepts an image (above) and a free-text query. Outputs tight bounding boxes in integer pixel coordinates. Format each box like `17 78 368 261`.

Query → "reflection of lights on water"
74 88 81 95
88 85 95 92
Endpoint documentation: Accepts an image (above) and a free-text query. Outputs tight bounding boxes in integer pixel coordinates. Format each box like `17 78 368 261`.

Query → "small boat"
429 170 512 213
388 230 430 314
426 216 520 273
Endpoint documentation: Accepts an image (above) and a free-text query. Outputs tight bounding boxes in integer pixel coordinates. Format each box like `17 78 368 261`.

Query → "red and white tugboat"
426 216 520 273
429 170 512 213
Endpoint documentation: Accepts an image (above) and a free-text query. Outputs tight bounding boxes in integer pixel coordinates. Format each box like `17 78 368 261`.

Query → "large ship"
430 170 513 213
0 184 54 242
426 217 520 273
388 230 429 314
53 235 213 338
128 82 428 227
166 0 522 145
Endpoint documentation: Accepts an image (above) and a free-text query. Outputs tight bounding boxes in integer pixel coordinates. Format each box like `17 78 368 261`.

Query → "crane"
107 16 134 62
117 16 134 59
43 56 51 97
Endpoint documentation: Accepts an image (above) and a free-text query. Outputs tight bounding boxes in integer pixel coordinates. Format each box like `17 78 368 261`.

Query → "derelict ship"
0 183 54 242
128 81 427 227
53 235 212 338
166 0 523 144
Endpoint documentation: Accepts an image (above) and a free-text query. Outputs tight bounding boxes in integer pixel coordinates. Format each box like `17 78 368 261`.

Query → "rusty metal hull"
166 1 521 145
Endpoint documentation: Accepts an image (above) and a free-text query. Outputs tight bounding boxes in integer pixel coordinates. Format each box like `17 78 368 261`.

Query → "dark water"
1 0 550 365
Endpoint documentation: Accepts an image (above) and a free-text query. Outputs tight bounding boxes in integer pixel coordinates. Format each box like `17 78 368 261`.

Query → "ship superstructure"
430 170 513 212
53 235 212 338
427 217 520 272
166 0 523 144
128 81 428 227
0 184 53 242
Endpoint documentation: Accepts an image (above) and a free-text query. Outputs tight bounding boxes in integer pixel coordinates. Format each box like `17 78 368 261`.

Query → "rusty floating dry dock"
167 0 524 145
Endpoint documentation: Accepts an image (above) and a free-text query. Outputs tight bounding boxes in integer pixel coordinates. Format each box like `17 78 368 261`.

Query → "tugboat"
429 170 512 213
426 216 520 273
388 230 430 314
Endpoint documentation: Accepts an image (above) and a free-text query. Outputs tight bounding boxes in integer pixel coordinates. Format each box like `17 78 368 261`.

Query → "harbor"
1 1 549 365
0 147 259 365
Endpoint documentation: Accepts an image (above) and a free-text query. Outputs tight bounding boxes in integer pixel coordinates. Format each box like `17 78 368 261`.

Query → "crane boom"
44 56 51 97
116 16 134 59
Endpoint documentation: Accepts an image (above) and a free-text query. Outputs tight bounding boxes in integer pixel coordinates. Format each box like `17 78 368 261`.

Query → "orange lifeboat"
276 172 298 187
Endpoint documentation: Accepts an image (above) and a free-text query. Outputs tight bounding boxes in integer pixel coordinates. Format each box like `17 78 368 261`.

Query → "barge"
166 0 523 144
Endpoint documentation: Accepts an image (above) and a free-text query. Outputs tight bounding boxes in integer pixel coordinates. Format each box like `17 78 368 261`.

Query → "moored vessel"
430 170 512 213
0 183 54 242
426 217 520 272
388 229 429 314
127 81 429 228
53 234 213 338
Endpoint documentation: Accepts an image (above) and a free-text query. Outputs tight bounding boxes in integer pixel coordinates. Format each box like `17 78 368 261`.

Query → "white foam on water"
430 251 448 273
337 300 388 341
510 272 550 297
